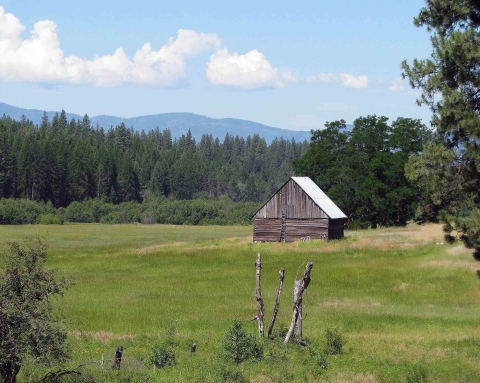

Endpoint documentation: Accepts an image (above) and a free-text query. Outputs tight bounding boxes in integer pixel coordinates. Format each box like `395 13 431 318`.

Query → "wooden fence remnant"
255 252 265 337
267 268 285 339
112 346 123 369
284 262 313 344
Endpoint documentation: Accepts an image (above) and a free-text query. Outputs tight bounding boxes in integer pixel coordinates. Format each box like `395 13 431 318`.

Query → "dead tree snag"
284 262 313 344
255 252 265 337
267 268 285 339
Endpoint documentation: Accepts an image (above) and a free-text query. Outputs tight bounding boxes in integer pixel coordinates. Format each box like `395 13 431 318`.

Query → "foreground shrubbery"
0 196 260 225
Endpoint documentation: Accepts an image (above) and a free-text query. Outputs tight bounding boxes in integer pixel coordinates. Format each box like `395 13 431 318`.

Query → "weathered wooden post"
112 346 123 369
267 268 285 339
255 252 265 337
284 262 313 344
293 279 302 339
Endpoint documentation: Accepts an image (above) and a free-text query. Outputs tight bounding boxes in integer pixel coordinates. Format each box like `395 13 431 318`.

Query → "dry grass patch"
69 330 134 343
330 373 381 383
422 260 478 270
321 297 382 310
135 242 187 253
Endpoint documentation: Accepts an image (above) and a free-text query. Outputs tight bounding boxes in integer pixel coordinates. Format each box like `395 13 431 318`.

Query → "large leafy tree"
0 240 71 383
294 116 429 228
402 0 480 256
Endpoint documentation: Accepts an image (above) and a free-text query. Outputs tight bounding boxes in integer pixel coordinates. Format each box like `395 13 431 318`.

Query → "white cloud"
389 77 406 93
339 73 368 89
281 71 297 84
0 6 220 87
317 72 336 83
206 48 284 89
306 72 369 89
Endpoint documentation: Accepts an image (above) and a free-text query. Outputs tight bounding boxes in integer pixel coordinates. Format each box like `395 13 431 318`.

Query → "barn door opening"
280 212 286 242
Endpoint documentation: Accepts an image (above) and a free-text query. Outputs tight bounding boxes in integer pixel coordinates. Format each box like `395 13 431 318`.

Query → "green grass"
2 223 480 382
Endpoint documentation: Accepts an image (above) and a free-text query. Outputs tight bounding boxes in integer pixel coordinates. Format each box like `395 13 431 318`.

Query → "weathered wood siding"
253 218 282 242
285 219 328 242
253 178 345 242
254 179 327 219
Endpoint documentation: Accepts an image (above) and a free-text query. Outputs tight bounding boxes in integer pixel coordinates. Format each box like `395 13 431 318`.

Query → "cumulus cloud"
306 72 368 89
339 73 368 89
206 48 284 89
281 71 297 84
389 77 406 93
0 6 220 87
317 72 336 83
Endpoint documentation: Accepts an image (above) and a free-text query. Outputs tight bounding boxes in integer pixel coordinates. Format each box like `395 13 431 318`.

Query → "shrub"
149 343 176 369
324 327 344 355
309 349 328 370
0 199 54 224
64 201 94 223
38 213 62 225
223 319 263 364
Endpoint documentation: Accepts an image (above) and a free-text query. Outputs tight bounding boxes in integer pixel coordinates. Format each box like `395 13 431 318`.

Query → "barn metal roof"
291 177 347 219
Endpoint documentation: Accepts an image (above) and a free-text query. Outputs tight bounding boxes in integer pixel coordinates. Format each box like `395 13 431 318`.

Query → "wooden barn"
253 177 347 242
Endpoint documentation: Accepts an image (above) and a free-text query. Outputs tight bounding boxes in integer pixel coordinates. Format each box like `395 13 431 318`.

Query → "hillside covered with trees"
0 111 307 206
0 110 435 228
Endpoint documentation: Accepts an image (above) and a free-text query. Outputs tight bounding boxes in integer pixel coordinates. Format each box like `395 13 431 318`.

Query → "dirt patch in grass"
69 330 134 342
447 245 474 256
321 297 382 310
393 282 410 291
332 373 381 383
422 260 478 270
135 242 187 253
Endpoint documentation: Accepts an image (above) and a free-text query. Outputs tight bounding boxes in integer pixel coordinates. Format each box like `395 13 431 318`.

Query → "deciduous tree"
0 240 71 383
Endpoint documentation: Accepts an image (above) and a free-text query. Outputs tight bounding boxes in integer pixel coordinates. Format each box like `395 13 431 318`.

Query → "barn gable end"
253 177 346 242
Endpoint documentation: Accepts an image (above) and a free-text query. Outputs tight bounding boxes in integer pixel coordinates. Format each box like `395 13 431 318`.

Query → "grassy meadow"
1 223 480 382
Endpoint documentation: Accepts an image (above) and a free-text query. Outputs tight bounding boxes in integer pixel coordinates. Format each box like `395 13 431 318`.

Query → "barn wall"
285 218 329 242
254 179 327 219
328 218 345 239
253 218 331 242
253 218 282 242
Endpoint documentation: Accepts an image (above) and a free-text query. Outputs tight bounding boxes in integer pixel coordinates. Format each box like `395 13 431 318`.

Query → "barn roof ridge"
290 177 347 219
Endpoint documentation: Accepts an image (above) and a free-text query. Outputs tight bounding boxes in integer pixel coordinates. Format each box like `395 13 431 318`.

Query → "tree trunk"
284 262 313 344
267 268 285 339
255 252 265 337
293 279 302 339
1 361 19 383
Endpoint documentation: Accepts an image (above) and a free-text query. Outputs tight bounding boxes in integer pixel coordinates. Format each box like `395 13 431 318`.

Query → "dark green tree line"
293 116 431 228
0 112 308 207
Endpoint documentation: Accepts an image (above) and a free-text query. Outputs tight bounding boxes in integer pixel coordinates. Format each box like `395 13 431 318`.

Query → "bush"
64 201 95 223
38 213 62 225
0 199 55 224
149 343 176 369
348 220 370 230
223 319 263 364
324 327 344 355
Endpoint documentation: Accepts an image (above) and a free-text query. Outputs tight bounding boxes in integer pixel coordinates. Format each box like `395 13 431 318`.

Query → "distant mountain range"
0 102 311 143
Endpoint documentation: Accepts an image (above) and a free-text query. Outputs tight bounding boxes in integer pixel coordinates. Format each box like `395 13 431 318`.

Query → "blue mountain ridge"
0 102 311 143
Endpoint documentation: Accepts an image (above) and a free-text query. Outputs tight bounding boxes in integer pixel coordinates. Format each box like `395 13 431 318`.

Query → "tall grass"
1 224 479 382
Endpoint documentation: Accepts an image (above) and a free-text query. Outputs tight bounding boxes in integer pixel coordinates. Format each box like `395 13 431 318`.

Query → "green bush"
38 213 62 225
149 343 176 369
222 319 263 364
324 327 344 355
0 199 55 224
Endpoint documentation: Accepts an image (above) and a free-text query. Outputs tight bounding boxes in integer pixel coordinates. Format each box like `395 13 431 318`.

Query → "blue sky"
0 1 432 131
